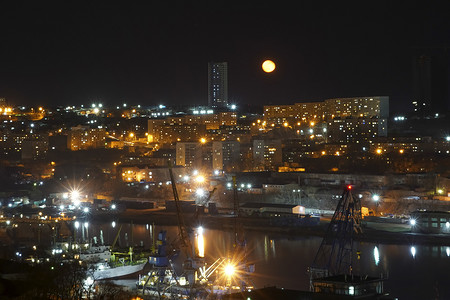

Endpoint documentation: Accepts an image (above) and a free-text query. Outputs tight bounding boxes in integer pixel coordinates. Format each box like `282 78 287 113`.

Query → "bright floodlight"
83 207 89 213
196 188 205 197
74 221 80 229
70 190 80 201
195 175 205 183
224 263 235 277
410 219 416 226
111 204 116 210
372 195 380 202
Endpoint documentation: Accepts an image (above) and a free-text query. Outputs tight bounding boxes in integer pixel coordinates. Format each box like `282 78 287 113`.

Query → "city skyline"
0 2 450 113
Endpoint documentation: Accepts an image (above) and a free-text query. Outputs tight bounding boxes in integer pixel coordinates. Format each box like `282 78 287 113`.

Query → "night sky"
1 1 449 112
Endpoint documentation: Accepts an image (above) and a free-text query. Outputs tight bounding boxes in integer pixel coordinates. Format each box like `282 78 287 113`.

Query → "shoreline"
89 209 450 246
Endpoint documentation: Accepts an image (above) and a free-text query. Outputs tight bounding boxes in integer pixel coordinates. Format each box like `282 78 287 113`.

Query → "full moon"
262 60 276 73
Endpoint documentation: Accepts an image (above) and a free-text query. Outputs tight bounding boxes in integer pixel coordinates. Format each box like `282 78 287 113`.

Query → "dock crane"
167 160 209 291
309 184 363 283
167 160 193 259
308 185 388 297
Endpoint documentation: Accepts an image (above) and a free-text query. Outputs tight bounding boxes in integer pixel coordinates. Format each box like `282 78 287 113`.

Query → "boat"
74 243 148 280
91 259 147 280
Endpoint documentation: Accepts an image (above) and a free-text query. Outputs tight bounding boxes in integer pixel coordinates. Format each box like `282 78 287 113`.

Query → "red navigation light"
347 185 352 190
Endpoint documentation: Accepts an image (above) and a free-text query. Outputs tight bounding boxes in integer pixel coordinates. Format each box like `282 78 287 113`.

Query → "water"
81 222 450 299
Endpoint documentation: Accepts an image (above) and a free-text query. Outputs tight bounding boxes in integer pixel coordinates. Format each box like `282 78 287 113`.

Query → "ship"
91 259 147 280
75 243 148 280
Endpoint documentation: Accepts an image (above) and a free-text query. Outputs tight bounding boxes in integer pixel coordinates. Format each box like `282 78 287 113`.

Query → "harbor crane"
310 185 362 282
167 160 193 259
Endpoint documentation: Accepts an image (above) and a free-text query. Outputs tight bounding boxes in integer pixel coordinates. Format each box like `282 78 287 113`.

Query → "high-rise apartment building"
264 96 389 125
176 142 202 168
212 141 240 172
252 139 282 171
208 62 228 107
412 53 449 114
412 55 432 114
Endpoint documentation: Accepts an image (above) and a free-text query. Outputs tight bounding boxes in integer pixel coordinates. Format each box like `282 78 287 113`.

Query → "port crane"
167 161 193 259
309 185 362 284
138 168 254 298
308 185 388 297
139 161 208 298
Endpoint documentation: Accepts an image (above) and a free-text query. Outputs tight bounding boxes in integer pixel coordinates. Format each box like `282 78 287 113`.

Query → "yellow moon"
262 60 276 73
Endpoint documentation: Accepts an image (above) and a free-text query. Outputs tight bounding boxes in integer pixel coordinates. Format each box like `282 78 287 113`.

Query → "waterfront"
83 222 450 299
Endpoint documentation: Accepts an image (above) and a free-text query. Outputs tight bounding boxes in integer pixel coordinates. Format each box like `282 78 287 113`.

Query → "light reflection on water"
83 222 450 299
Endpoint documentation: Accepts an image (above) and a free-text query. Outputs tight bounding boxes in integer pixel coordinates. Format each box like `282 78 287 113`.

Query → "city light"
196 188 205 197
224 263 236 277
195 175 205 183
70 190 80 201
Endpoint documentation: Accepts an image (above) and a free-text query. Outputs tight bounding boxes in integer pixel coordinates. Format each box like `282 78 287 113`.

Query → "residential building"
208 62 228 107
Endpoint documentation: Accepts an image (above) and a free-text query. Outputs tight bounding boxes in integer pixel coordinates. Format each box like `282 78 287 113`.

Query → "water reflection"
78 222 450 299
373 246 379 266
263 235 277 261
411 246 416 258
264 235 268 261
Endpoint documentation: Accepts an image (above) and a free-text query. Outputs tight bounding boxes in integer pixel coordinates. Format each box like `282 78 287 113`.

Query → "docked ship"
75 243 148 280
